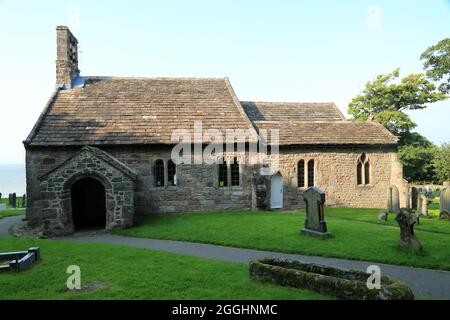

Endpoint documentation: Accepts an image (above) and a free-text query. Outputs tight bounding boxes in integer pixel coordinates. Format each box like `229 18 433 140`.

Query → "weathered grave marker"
440 188 450 220
11 193 16 208
301 187 331 238
395 209 422 253
388 185 400 213
405 187 411 209
419 193 429 217
411 187 418 210
378 211 388 221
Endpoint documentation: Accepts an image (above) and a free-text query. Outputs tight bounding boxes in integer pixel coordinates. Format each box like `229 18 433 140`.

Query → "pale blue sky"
0 0 449 165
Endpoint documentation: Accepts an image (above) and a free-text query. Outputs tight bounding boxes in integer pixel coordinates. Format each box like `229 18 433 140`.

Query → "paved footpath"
1 214 450 299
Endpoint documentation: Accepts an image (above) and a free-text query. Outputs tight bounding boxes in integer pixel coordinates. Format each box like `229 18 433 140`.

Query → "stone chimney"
56 26 80 89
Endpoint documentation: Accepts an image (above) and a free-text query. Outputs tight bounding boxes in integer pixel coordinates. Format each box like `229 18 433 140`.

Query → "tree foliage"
372 109 416 144
349 68 446 119
398 142 437 183
348 68 447 183
421 38 450 94
348 68 446 145
433 143 450 183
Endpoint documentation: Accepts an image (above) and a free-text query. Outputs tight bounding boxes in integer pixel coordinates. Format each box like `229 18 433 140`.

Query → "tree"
398 143 437 183
421 38 450 94
348 68 446 144
433 143 450 183
348 69 447 183
372 109 416 145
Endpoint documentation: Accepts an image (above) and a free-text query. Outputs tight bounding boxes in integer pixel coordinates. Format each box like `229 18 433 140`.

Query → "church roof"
25 77 258 146
25 77 398 147
241 101 398 145
241 101 345 122
252 120 398 146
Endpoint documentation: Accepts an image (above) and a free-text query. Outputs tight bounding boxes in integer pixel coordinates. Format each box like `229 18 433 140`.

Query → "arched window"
154 159 164 187
230 158 240 186
357 153 370 185
357 162 363 185
218 158 228 187
307 160 315 187
364 162 370 185
168 160 177 186
297 160 305 187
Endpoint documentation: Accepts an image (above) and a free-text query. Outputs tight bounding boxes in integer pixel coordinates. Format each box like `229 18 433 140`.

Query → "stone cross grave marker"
440 188 450 220
395 209 422 253
301 187 332 238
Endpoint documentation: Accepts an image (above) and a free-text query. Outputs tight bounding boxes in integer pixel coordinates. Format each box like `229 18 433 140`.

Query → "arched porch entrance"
71 177 106 230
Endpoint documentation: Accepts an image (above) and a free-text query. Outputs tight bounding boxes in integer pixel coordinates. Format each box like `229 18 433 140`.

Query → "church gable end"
36 146 136 236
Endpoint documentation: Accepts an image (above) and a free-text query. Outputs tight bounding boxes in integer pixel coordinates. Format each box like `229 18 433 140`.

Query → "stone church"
24 26 407 236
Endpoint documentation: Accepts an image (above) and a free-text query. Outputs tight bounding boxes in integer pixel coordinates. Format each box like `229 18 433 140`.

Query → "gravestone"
419 193 429 217
11 193 17 208
22 194 27 208
301 187 331 238
388 185 400 213
405 187 411 209
8 193 12 205
417 192 423 214
411 187 418 210
440 188 450 220
435 188 441 197
395 209 422 253
0 203 6 211
378 211 388 221
0 192 2 200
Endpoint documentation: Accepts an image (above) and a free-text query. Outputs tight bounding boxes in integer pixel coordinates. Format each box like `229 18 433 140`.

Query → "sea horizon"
0 163 26 196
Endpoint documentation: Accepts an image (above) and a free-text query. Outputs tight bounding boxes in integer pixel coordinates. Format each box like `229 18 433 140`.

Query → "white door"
271 173 283 209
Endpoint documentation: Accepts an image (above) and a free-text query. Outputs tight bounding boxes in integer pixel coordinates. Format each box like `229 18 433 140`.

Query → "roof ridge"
254 120 352 123
241 101 337 105
84 76 229 81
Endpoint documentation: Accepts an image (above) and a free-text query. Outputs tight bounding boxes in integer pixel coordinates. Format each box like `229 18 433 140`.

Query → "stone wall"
26 144 402 228
268 145 401 209
26 147 135 235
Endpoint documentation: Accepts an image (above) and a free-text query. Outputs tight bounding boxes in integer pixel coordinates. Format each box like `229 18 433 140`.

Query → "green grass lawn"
0 236 329 300
115 208 450 271
324 201 449 235
0 209 25 219
0 198 26 219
